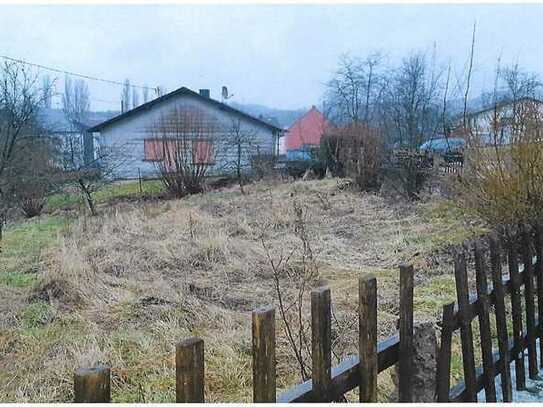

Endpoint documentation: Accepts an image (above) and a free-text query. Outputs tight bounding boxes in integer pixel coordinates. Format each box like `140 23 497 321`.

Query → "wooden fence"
437 223 543 402
72 265 416 403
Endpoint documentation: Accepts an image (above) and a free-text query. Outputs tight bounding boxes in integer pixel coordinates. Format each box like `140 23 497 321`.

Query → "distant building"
87 87 284 179
464 97 543 144
284 106 328 160
37 108 117 165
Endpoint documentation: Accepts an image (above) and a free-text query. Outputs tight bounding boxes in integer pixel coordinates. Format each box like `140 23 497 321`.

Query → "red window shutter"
144 139 166 161
193 141 214 164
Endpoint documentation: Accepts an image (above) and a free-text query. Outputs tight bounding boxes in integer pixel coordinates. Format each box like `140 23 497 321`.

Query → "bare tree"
146 106 221 197
132 87 140 109
325 52 385 125
121 79 131 112
0 61 48 241
60 77 125 215
142 84 149 103
223 118 258 194
41 74 53 109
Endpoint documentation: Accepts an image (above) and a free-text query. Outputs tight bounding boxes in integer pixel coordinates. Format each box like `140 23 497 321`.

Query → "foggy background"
1 3 542 114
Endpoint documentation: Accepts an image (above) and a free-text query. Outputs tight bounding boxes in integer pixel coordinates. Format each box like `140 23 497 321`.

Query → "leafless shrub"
146 106 220 198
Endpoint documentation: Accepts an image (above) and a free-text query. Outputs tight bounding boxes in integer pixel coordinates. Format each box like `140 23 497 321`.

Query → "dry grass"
0 178 485 402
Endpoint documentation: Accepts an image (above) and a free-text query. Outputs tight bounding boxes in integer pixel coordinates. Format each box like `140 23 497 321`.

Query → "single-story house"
87 87 284 179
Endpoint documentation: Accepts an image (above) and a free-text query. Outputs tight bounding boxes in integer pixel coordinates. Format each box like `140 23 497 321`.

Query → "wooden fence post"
359 274 377 402
507 237 526 390
176 337 205 403
454 251 477 402
521 224 538 379
252 306 276 403
473 242 497 402
436 302 455 402
535 223 543 369
311 286 332 401
399 264 414 402
74 366 111 403
488 235 513 402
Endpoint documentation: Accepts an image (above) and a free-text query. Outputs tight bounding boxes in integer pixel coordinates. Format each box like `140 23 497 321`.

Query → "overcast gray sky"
1 3 542 111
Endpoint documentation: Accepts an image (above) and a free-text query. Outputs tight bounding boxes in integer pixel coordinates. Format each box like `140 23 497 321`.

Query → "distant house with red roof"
284 106 328 160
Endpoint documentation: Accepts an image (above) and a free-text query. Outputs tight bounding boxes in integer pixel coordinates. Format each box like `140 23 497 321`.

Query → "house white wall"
95 93 279 179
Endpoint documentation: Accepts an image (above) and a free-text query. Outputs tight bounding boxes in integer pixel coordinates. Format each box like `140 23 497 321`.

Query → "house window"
192 140 214 165
144 139 165 161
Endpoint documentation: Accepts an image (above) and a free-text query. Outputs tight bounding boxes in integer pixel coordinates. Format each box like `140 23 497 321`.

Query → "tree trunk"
78 180 97 216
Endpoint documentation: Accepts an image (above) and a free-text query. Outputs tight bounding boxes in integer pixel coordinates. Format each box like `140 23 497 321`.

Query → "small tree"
223 118 257 194
60 77 125 215
0 61 47 239
147 106 220 197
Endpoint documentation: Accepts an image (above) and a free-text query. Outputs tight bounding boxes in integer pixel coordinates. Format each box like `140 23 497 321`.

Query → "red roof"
285 106 328 150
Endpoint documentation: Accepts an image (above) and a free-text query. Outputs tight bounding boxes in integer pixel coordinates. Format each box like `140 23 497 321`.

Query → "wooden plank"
535 223 543 369
521 224 538 379
277 335 399 403
359 274 377 402
311 286 332 401
436 302 455 402
488 235 513 402
176 337 205 403
398 264 414 402
454 251 477 401
473 242 497 402
252 306 276 402
507 238 526 390
74 366 111 403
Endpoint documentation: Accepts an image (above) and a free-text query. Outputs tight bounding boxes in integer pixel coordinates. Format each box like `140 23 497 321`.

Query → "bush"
456 99 543 227
324 123 384 191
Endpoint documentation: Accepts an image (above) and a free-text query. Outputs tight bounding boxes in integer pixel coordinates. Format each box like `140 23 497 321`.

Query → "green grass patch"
0 271 37 287
47 180 165 212
414 275 457 313
20 301 54 329
0 215 70 275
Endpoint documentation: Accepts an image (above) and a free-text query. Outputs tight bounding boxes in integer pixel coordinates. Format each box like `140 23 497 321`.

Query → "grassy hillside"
0 178 484 402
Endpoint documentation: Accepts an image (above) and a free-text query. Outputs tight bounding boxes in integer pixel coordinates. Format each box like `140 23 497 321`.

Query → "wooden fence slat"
252 306 276 403
176 337 205 403
436 302 455 402
521 225 538 379
74 366 111 403
507 237 526 390
488 235 513 402
473 242 497 402
454 251 478 402
398 264 414 402
359 274 377 402
311 286 332 401
535 223 543 369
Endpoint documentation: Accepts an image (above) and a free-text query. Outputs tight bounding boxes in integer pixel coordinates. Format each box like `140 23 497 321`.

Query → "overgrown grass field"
0 178 486 402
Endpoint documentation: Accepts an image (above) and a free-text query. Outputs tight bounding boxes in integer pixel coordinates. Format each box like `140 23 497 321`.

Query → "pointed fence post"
359 274 377 402
74 366 111 403
454 251 477 401
436 302 455 402
474 242 497 402
489 234 513 402
399 264 414 402
311 286 332 401
252 306 276 403
176 337 205 403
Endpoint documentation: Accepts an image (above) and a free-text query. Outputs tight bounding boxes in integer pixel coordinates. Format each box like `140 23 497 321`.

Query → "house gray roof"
37 108 118 133
466 96 543 118
87 87 284 133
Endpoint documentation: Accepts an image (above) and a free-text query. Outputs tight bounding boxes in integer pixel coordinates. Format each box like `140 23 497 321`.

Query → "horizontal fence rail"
73 265 414 403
